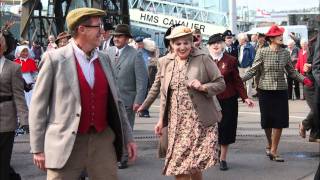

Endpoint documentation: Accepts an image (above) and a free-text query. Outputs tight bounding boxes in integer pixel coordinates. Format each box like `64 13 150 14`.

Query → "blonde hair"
237 33 248 41
300 38 308 45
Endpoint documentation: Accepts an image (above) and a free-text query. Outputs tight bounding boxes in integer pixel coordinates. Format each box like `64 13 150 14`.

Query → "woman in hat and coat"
208 33 254 170
139 26 225 180
242 25 313 162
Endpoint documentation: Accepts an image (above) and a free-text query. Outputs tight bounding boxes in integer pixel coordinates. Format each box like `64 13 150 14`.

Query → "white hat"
143 38 157 52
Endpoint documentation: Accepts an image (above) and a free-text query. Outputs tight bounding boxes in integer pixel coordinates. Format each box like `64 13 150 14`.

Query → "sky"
237 0 319 11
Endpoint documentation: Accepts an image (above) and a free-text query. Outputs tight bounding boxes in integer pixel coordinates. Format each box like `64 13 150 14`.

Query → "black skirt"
218 95 238 145
258 89 289 129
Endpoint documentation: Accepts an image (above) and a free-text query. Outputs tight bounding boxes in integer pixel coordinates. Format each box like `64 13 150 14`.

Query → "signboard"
129 9 227 37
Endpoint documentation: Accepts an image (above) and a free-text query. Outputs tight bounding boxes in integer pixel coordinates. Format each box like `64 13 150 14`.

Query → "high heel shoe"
269 154 284 162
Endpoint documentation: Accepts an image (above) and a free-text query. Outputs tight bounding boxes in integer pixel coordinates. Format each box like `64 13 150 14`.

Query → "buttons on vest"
76 113 80 117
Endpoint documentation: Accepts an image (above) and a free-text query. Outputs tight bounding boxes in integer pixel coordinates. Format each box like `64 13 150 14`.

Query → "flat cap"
66 7 106 30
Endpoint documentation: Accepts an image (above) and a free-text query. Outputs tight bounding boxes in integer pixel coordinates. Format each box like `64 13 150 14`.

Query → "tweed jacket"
141 48 226 127
29 43 133 169
0 58 28 132
243 47 305 90
105 45 148 107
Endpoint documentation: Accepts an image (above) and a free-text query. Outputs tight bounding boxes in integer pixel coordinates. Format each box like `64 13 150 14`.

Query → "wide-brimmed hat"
265 25 285 37
143 38 156 52
208 33 224 45
222 30 235 37
55 32 71 44
66 7 106 30
165 26 193 40
111 24 132 38
163 24 181 48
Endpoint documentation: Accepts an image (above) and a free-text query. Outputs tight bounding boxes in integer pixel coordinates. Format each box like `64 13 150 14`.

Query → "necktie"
115 49 119 64
228 47 231 53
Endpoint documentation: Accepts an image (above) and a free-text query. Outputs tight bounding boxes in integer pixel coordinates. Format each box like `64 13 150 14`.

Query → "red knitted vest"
75 58 109 133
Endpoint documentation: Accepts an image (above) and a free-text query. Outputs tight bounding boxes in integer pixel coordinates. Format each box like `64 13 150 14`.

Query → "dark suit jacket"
225 43 238 58
216 53 248 101
0 59 28 132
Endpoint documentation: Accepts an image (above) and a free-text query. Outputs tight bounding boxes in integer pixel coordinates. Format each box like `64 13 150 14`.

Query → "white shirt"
0 56 5 74
102 38 112 50
71 39 98 88
210 52 224 62
238 45 245 64
116 45 126 56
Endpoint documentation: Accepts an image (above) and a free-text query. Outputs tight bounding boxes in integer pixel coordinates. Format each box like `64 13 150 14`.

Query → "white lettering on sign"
130 9 227 37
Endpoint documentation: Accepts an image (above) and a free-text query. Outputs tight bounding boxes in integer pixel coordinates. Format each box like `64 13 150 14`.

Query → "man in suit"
29 8 137 180
0 27 28 180
105 24 148 169
223 30 238 58
100 22 114 50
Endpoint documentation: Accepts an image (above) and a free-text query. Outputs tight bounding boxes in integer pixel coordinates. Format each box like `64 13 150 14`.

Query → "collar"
210 52 224 61
71 39 98 62
116 44 127 56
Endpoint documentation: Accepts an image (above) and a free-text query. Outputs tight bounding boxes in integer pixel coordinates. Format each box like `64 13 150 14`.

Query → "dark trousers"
0 131 15 180
287 76 300 99
302 86 320 139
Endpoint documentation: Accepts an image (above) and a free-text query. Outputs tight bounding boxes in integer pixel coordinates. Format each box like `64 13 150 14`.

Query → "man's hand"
127 142 137 162
133 104 141 112
33 152 46 171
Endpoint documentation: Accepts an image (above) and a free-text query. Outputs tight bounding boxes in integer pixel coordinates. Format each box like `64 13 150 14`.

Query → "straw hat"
55 32 71 44
165 26 193 40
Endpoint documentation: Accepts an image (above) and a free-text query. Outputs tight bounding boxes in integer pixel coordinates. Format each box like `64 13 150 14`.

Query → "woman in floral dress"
139 26 226 180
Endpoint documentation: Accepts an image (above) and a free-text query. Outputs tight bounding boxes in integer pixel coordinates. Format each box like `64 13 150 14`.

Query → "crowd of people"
0 7 319 180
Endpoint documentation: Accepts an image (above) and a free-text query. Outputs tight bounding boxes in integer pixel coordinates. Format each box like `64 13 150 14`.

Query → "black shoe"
219 160 229 171
118 161 128 169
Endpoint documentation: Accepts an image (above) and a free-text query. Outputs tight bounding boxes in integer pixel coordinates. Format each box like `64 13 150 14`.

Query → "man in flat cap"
104 24 148 169
29 7 137 180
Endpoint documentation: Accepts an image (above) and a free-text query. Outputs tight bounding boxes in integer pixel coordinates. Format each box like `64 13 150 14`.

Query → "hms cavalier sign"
130 9 227 36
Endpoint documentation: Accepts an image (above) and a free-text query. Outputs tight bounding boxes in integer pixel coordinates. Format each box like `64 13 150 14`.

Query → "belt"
0 96 13 103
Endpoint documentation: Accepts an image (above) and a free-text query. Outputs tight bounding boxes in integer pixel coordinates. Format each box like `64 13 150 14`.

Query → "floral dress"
163 60 219 176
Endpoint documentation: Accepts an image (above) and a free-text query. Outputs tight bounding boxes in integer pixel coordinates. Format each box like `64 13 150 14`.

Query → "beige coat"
0 59 28 132
141 48 225 127
29 43 133 169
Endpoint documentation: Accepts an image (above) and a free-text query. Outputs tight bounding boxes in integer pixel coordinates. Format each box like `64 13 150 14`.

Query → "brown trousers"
47 127 118 180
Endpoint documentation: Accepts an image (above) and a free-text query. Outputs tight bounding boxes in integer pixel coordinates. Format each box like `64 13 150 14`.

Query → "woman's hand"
188 79 207 92
244 98 254 108
154 120 163 136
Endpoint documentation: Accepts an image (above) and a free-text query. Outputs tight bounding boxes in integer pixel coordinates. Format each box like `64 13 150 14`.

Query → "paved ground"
11 99 320 180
